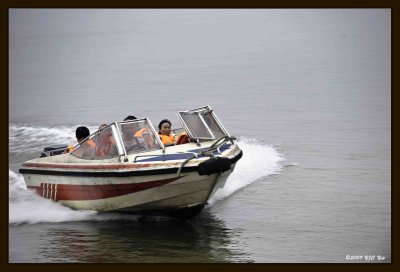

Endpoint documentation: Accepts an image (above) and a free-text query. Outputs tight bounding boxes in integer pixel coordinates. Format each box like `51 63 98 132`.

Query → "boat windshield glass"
71 126 119 160
203 111 226 138
178 107 227 140
118 119 162 155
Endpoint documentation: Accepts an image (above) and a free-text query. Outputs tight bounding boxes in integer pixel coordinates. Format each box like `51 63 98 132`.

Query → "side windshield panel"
119 121 162 155
93 127 119 159
180 112 213 139
72 127 119 160
203 112 226 138
71 135 98 160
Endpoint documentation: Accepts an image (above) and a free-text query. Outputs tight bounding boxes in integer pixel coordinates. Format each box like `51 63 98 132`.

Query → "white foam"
9 170 94 224
9 124 98 153
207 137 285 206
9 170 169 225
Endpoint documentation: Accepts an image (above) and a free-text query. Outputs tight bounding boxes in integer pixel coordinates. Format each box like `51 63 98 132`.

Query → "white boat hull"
20 143 242 219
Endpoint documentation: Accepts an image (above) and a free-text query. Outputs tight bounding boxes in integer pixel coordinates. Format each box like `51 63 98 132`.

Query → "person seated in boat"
124 115 145 135
123 115 155 148
124 115 143 135
134 127 156 149
120 124 147 153
158 119 178 146
94 124 118 158
64 126 94 153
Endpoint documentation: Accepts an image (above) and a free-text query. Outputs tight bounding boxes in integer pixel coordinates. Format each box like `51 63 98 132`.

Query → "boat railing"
132 136 234 163
133 151 199 163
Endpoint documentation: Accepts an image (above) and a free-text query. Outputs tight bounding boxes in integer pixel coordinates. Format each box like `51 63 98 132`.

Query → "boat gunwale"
19 150 243 177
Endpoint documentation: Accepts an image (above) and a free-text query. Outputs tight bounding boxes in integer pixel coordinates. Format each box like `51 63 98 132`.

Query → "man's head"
75 126 90 143
124 115 137 121
158 119 172 135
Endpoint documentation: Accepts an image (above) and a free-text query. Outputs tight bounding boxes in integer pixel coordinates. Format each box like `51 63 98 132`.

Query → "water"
9 9 390 263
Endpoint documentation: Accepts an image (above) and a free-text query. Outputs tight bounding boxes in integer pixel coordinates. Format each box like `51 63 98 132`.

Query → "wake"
207 137 285 205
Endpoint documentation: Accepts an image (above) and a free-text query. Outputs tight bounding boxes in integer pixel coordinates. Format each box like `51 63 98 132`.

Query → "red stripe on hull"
27 176 182 201
22 162 155 170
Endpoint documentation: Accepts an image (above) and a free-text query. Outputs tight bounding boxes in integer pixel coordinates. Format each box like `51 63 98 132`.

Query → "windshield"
118 120 162 155
177 106 228 140
71 126 119 160
72 119 162 160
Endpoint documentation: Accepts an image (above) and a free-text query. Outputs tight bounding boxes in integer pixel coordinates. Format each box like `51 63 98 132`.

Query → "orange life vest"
134 128 147 137
135 128 155 148
65 138 96 154
87 139 96 148
159 133 176 145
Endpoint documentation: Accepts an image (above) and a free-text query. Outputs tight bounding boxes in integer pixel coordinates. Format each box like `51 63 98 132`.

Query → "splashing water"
9 170 95 224
9 170 196 225
9 124 99 153
9 170 148 225
207 138 285 206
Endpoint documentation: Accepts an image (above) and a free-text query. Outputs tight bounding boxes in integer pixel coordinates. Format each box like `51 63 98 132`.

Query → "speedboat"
19 106 243 219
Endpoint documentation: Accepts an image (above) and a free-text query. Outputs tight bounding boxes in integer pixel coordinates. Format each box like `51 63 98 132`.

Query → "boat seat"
176 134 191 145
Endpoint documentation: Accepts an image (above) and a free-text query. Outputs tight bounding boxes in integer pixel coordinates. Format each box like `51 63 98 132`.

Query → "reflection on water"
9 210 253 263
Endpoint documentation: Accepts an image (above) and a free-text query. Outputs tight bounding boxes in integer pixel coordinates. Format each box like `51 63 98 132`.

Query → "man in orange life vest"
124 115 155 149
158 119 178 146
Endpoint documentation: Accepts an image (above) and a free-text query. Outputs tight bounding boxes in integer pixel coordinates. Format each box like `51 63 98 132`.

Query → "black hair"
76 126 90 140
158 119 171 130
124 115 137 121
